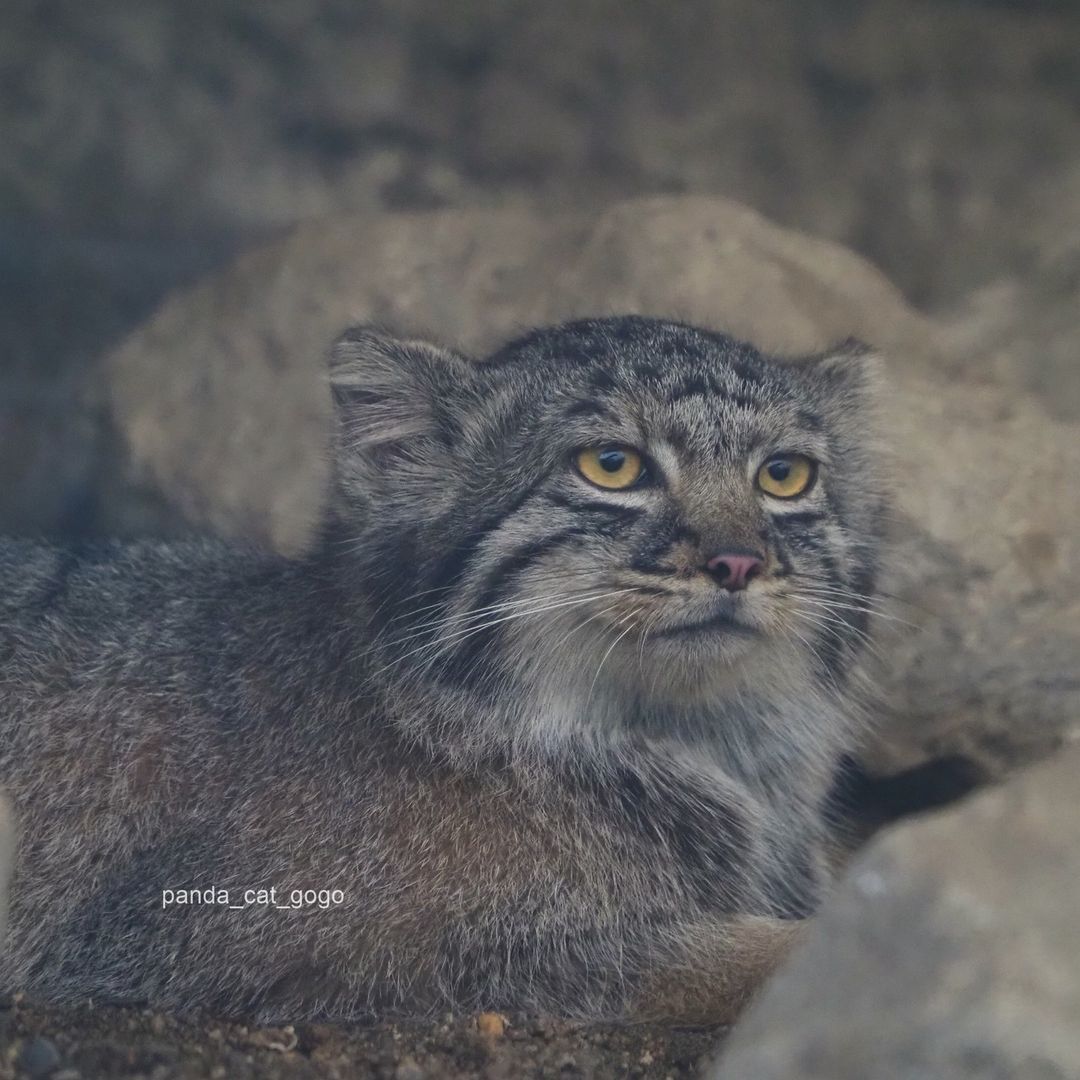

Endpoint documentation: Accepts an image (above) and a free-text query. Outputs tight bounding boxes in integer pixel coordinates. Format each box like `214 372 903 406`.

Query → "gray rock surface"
105 196 1080 778
710 744 1080 1080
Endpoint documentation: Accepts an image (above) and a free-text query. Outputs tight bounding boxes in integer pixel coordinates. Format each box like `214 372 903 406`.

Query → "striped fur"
0 316 887 1023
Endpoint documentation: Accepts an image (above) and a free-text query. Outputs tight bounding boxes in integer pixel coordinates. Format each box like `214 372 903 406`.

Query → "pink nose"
705 553 764 592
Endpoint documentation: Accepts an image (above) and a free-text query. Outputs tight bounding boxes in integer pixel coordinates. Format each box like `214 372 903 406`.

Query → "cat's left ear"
799 338 885 411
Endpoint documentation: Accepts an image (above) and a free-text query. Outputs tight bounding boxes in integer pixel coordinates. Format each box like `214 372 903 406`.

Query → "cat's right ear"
799 338 885 408
328 325 477 475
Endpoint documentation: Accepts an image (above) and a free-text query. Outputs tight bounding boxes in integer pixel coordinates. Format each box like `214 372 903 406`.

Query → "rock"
710 744 1080 1079
104 195 1080 782
7 0 1080 304
940 244 1080 425
467 69 591 177
18 1035 62 1077
867 369 1080 779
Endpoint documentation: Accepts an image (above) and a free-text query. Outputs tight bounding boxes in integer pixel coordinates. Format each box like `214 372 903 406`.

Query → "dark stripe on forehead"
671 378 760 409
588 368 619 392
669 374 714 400
632 360 663 381
563 398 618 422
481 333 608 370
731 357 765 384
664 427 689 455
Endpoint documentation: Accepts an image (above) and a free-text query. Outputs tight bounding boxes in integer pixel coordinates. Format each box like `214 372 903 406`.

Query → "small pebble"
476 1012 508 1038
18 1036 62 1077
247 1025 298 1052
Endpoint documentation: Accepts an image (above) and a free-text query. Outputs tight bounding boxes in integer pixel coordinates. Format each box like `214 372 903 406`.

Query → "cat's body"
0 317 886 1023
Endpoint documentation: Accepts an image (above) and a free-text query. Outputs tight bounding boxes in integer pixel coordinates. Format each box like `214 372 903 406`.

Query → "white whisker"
368 590 639 680
587 613 639 705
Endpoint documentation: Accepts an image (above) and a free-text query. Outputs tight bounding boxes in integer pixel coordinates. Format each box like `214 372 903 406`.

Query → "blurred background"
3 0 1080 537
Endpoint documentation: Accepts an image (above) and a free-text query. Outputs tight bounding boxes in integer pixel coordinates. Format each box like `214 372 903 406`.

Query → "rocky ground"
3 1 1080 1077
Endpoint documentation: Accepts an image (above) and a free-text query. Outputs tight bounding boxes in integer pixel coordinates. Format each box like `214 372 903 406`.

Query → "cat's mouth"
650 600 761 640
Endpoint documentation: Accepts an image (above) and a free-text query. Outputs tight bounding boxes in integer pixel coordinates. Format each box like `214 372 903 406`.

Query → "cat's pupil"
598 449 626 473
767 460 790 482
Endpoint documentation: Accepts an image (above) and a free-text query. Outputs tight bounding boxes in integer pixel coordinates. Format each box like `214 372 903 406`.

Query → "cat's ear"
329 325 476 466
799 338 885 410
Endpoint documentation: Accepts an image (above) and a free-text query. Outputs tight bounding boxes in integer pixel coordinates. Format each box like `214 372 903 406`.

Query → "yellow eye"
757 454 816 499
575 446 645 490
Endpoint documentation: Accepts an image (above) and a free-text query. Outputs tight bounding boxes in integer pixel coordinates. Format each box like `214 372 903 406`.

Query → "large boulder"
710 744 1080 1079
941 242 1080 425
105 195 1080 779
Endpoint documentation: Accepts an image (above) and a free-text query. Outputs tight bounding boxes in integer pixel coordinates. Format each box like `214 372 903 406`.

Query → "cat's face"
332 318 886 711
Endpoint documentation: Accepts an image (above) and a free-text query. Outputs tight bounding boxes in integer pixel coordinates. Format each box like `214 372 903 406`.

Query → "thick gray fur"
0 316 887 1023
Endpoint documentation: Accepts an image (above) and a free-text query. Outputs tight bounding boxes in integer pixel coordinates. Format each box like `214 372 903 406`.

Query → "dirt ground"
0 1000 720 1079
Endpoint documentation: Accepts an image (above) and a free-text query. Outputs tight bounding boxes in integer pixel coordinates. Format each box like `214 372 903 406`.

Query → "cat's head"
329 317 887 732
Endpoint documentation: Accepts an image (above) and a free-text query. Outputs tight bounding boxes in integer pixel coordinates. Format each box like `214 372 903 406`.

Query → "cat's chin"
626 635 804 716
639 628 762 674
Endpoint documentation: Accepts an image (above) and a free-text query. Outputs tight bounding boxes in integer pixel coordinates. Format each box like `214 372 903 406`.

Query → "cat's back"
0 537 79 613
0 535 286 765
0 535 280 671
0 536 238 618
